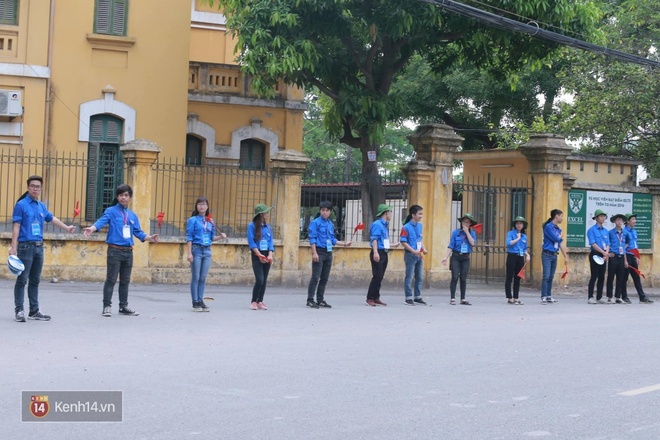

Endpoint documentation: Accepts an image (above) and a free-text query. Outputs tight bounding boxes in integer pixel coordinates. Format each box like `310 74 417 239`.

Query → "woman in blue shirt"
441 213 477 305
541 209 569 304
366 204 400 306
186 197 227 312
247 204 274 310
400 205 427 305
504 216 530 305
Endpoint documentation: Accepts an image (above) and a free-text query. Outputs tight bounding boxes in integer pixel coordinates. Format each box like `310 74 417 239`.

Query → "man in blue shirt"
606 214 630 304
84 184 159 317
366 204 399 306
623 213 653 303
306 201 351 309
400 205 428 305
10 175 75 322
586 209 610 304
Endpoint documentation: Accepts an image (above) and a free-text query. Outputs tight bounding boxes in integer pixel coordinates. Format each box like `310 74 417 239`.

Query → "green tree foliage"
558 0 660 176
209 0 601 218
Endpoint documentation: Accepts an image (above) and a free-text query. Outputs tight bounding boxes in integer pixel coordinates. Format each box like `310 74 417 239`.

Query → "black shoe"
192 302 203 312
118 307 139 316
199 300 210 312
28 310 51 321
317 300 332 308
640 297 654 304
413 298 427 305
306 300 319 309
622 298 632 304
404 299 415 306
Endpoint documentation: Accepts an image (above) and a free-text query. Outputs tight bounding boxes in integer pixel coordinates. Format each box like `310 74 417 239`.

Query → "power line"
419 0 660 68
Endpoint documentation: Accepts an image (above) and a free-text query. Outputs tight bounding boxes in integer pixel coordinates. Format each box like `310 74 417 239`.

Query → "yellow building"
0 0 304 227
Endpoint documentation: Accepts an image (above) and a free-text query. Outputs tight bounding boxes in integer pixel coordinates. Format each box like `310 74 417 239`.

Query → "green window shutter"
0 0 18 25
95 0 111 34
87 115 124 219
112 0 127 36
86 143 100 221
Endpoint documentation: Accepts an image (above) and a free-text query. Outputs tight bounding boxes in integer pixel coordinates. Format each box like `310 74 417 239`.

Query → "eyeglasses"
29 184 42 189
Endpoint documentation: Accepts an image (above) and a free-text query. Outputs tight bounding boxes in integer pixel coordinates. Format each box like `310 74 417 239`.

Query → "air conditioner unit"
0 90 23 117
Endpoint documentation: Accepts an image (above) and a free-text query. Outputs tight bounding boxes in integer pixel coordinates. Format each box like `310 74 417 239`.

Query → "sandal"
450 298 456 305
460 300 472 306
514 300 524 305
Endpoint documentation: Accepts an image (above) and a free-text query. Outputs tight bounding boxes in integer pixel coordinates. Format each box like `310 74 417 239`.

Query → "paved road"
2 280 660 439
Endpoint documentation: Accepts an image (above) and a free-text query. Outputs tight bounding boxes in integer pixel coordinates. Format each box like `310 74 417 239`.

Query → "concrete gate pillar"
270 149 311 286
519 134 572 286
405 124 463 285
639 178 660 287
121 139 161 282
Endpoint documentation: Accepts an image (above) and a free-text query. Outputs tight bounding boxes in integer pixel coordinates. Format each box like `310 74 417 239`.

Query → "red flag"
517 261 528 279
630 266 646 279
353 222 365 233
73 201 80 220
630 249 641 259
156 211 165 232
471 223 483 234
561 264 569 279
205 211 213 222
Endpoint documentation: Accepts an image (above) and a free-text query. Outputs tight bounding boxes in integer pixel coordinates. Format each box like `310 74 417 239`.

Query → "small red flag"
630 266 646 279
471 223 483 234
205 211 213 222
630 249 641 259
156 211 165 231
517 261 528 279
73 201 80 220
353 222 365 233
561 264 569 279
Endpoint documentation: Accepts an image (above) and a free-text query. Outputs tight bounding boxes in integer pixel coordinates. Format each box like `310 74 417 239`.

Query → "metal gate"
453 174 535 284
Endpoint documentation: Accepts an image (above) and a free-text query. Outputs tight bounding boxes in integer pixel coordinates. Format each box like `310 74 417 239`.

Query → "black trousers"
504 253 525 299
588 251 606 299
251 254 271 303
449 253 470 300
623 253 646 300
367 249 388 300
607 255 627 299
307 249 333 301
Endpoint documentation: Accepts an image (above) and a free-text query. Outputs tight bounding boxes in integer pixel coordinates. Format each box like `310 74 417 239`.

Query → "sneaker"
199 300 210 312
192 302 203 312
587 298 597 304
102 306 112 317
607 297 615 304
373 299 387 306
250 302 258 310
15 310 26 322
317 300 332 309
366 299 376 307
615 298 626 304
118 307 139 316
257 302 267 310
413 298 427 305
306 300 320 309
404 299 415 306
541 297 548 304
640 297 654 304
28 310 51 321
450 298 456 305
623 298 632 304
546 297 558 303
597 298 607 304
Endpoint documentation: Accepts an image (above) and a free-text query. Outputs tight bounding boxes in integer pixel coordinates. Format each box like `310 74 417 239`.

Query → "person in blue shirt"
84 184 159 317
306 201 351 309
541 209 569 304
623 213 653 304
366 204 400 306
10 175 75 322
247 203 274 310
504 216 530 305
400 205 428 305
606 214 630 304
186 196 227 312
586 209 610 304
441 213 478 305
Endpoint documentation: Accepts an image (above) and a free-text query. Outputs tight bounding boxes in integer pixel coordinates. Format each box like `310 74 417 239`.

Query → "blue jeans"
541 251 557 298
14 242 45 313
190 245 212 302
403 251 423 298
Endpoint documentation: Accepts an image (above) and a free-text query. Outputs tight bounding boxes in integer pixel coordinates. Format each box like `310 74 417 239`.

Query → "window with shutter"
186 135 203 166
239 139 266 170
94 0 127 36
87 114 125 220
0 0 18 25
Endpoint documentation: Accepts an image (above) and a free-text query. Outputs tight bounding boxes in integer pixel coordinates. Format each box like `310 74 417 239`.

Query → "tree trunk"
360 137 385 242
